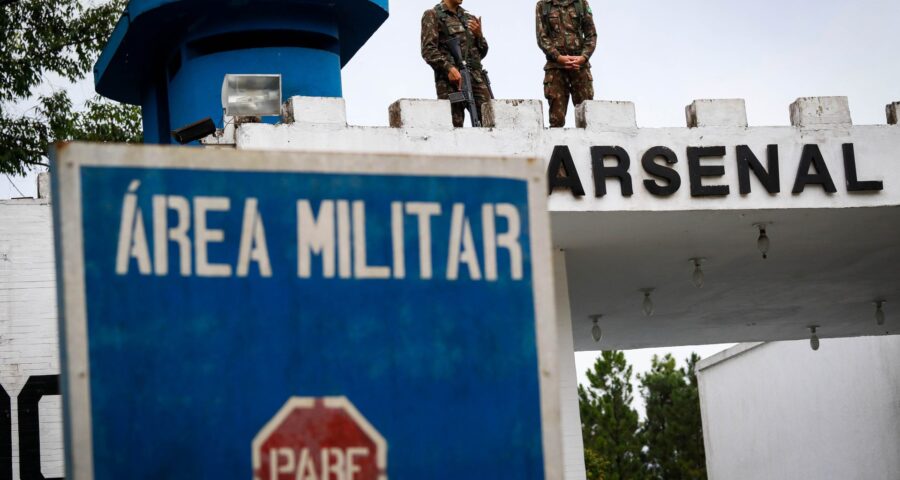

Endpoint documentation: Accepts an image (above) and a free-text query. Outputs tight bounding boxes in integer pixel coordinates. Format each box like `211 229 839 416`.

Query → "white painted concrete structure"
2 94 899 479
552 251 587 480
224 94 900 479
0 190 64 479
697 338 900 480
234 95 900 350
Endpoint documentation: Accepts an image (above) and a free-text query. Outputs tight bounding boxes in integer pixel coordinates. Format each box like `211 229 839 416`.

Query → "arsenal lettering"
547 143 884 197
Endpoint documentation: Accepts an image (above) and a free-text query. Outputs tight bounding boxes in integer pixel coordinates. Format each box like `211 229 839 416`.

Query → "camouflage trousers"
543 68 594 128
435 74 492 128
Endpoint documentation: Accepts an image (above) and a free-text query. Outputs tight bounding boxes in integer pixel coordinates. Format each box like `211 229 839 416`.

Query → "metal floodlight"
222 74 282 117
171 117 217 144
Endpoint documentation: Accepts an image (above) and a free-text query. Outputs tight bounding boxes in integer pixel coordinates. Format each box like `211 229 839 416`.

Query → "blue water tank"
94 0 389 144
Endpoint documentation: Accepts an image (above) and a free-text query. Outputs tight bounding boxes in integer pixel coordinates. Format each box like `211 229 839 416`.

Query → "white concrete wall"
0 199 64 479
697 337 900 480
237 96 900 214
552 251 587 480
232 95 900 478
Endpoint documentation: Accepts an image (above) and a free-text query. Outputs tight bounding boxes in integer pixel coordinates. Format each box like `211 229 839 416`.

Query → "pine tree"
578 351 646 480
639 353 707 479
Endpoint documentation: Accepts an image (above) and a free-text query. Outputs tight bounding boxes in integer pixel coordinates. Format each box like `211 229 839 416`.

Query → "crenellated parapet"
229 95 900 215
221 98 900 351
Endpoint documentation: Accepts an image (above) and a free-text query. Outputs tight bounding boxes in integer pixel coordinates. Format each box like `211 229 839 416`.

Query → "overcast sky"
3 0 898 412
6 0 899 196
343 0 900 128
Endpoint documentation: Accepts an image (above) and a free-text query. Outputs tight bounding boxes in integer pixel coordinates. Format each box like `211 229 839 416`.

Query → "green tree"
583 448 610 480
1 0 141 175
639 353 707 480
579 351 646 480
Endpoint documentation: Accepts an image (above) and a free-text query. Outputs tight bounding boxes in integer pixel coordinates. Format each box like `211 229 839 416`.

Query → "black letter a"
547 146 586 197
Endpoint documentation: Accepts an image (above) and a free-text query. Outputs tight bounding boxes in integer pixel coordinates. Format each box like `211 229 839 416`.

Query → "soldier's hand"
468 17 482 37
557 55 582 70
564 56 586 70
448 67 463 88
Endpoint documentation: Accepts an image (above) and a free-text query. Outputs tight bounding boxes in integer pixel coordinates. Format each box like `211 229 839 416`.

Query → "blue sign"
52 144 559 479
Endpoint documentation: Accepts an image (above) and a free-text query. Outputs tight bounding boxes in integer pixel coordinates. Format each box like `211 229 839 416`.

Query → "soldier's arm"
421 10 454 74
535 2 560 62
580 0 598 60
476 23 489 59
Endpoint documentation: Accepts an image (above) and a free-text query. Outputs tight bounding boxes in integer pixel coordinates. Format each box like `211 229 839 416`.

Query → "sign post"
51 143 560 479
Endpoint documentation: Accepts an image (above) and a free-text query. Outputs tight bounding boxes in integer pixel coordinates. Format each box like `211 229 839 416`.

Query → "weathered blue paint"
94 0 389 143
70 163 547 479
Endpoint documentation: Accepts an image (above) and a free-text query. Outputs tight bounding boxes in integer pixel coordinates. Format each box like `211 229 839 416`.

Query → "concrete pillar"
552 250 587 480
37 172 51 200
282 96 348 126
685 99 748 128
790 96 852 127
575 101 637 130
481 99 544 130
887 102 899 125
388 99 453 129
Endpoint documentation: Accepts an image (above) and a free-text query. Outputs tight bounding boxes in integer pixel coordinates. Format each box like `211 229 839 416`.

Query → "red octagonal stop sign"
252 397 388 480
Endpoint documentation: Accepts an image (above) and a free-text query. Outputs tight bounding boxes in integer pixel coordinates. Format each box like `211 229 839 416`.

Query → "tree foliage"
0 0 141 175
580 351 707 480
579 351 645 480
582 448 610 480
639 353 706 480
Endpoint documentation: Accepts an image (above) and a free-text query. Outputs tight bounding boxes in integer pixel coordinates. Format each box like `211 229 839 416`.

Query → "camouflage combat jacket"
535 0 597 70
421 3 489 81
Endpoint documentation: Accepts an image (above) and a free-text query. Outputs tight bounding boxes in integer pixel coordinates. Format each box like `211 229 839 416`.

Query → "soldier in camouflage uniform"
421 0 491 127
535 0 597 127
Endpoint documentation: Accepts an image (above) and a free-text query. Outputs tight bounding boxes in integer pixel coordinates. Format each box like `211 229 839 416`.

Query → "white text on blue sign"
114 180 525 282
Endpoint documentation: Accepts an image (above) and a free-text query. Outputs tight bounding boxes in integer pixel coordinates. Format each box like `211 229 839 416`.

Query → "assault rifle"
445 37 481 127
